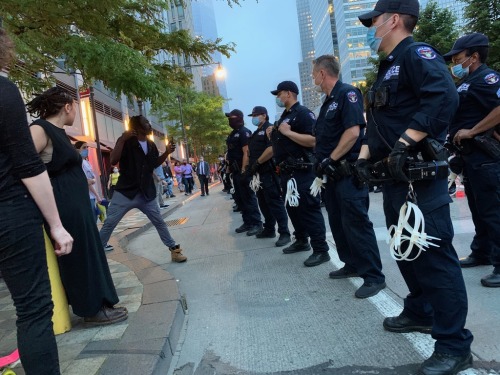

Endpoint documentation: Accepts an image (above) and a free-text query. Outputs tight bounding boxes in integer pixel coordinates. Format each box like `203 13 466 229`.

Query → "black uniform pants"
280 169 328 253
462 155 500 269
233 171 262 227
256 171 289 235
324 176 384 283
383 182 473 356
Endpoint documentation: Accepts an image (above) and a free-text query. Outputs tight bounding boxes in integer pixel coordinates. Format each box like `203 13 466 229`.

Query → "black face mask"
228 117 242 129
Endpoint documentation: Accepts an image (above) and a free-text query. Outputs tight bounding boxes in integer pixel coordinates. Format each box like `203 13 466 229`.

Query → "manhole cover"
165 217 189 226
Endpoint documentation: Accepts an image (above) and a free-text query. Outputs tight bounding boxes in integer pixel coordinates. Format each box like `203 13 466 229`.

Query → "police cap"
358 0 419 27
443 33 489 60
247 106 268 117
271 81 299 95
225 109 244 118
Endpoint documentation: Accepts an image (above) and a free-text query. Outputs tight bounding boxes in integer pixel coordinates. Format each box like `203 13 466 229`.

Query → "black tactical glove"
448 155 464 175
317 158 342 180
354 158 373 183
249 161 260 175
387 141 409 182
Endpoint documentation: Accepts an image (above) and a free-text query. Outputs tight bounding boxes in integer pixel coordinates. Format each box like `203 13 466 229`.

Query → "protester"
108 165 120 199
98 115 187 262
0 27 73 375
28 87 128 326
174 161 184 192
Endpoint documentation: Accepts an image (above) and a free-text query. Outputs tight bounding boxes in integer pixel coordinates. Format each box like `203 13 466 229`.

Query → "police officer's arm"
278 123 316 147
258 146 273 164
331 126 361 161
453 105 500 145
242 145 250 171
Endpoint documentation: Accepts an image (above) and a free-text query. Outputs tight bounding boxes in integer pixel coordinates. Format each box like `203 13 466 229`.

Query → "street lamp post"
176 95 189 162
89 86 109 198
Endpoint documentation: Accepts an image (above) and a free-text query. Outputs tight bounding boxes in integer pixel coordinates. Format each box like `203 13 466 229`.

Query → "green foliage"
155 89 229 163
413 0 458 55
360 55 383 96
463 0 500 71
0 0 236 101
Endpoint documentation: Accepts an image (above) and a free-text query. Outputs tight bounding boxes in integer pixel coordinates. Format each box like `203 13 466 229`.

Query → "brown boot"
170 244 187 262
84 306 128 326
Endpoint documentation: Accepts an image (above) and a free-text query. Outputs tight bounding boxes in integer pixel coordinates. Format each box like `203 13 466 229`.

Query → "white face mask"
113 168 119 173
312 71 324 93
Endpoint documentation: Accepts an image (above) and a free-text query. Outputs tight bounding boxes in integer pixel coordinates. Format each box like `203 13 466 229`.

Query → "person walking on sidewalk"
357 1 473 373
312 55 386 298
99 115 187 263
268 81 330 267
197 156 210 196
246 106 291 247
181 159 194 196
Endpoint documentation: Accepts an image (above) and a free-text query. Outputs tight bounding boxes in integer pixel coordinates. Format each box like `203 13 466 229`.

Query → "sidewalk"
0 183 217 375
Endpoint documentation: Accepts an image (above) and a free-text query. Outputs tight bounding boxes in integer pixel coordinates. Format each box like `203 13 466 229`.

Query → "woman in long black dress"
27 87 127 325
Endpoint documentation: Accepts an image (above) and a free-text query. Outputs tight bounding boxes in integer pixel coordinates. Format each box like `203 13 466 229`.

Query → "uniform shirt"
114 137 160 201
226 126 252 164
366 37 458 163
248 121 272 165
0 77 47 202
315 81 366 162
450 64 500 138
271 102 316 164
366 36 458 213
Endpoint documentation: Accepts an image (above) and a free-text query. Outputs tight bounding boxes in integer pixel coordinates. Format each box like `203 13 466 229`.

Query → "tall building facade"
191 0 229 111
420 0 467 27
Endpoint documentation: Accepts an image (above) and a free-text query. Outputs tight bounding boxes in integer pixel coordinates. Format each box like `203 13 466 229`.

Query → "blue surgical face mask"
276 97 286 108
451 56 472 79
252 117 261 126
80 149 89 158
366 16 393 53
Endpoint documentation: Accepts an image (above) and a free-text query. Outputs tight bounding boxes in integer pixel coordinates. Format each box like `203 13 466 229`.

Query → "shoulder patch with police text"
328 102 338 111
457 83 470 93
347 91 358 103
484 73 499 85
384 65 400 80
415 46 436 60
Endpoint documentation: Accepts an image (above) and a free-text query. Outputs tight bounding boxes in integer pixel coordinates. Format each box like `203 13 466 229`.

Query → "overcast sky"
212 0 302 129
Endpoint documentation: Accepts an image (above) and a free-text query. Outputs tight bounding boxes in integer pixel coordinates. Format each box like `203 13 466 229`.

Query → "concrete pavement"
0 183 210 374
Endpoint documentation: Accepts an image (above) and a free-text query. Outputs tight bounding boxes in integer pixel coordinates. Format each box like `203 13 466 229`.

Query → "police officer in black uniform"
443 33 500 288
357 1 473 374
246 106 291 247
268 81 330 267
312 55 386 299
225 109 262 235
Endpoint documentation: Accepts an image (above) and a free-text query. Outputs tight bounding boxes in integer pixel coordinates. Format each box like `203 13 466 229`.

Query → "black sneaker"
235 224 251 233
383 313 432 334
104 244 114 252
275 233 291 247
329 266 358 279
246 225 263 236
417 351 472 375
355 281 386 298
304 252 330 267
283 239 311 254
255 229 276 239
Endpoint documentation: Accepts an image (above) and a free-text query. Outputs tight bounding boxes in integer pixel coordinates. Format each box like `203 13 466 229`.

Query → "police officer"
312 55 386 298
225 109 262 235
444 33 500 288
357 1 473 374
268 81 330 267
246 106 291 247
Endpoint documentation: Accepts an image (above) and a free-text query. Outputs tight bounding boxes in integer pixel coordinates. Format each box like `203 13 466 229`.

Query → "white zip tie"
309 175 326 197
387 201 440 261
249 173 262 192
229 174 235 194
285 178 300 207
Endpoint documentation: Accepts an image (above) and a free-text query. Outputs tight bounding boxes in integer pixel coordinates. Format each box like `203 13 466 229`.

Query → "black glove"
387 141 409 182
354 158 373 183
317 158 342 180
249 161 260 175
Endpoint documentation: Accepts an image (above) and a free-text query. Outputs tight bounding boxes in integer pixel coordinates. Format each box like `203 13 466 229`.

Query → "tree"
0 0 237 102
463 0 500 71
157 89 229 163
413 0 458 55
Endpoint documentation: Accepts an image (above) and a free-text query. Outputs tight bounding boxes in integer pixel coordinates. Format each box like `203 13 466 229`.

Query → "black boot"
283 239 311 254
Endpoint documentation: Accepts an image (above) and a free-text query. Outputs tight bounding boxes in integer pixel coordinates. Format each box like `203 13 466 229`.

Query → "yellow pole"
43 228 71 335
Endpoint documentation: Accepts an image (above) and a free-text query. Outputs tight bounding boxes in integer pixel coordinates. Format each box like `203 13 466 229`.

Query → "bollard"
43 228 71 335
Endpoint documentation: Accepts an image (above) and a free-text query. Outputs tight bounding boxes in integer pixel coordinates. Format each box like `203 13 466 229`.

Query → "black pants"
280 169 328 253
198 174 209 195
233 171 262 226
0 196 60 374
256 172 289 235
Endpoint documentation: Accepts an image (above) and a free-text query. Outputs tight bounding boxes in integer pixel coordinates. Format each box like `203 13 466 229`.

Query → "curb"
97 182 220 374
